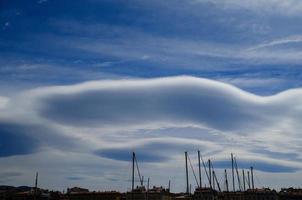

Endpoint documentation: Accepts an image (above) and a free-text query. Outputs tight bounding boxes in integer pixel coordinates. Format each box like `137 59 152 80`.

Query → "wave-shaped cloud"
29 76 302 136
0 76 301 180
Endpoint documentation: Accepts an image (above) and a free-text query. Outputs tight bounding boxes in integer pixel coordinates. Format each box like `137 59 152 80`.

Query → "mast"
231 153 235 192
147 178 150 191
188 154 200 188
251 166 254 190
185 152 189 194
212 170 215 190
132 152 135 191
132 152 135 200
146 177 150 200
134 155 143 186
242 170 246 191
201 156 210 187
34 172 38 200
198 150 202 188
208 159 212 189
213 170 221 192
225 169 229 192
247 171 251 189
234 157 242 191
168 180 171 191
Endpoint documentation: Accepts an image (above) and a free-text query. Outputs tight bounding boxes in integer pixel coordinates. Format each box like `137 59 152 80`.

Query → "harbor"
1 151 301 200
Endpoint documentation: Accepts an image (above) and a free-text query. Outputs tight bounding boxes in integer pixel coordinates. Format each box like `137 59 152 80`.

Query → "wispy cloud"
248 35 302 51
37 0 48 4
196 0 302 16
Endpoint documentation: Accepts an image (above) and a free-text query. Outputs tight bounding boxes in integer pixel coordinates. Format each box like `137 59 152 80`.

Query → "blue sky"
1 0 302 192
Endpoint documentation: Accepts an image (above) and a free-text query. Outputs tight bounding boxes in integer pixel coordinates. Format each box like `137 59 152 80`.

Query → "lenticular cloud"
1 76 302 174
32 76 302 135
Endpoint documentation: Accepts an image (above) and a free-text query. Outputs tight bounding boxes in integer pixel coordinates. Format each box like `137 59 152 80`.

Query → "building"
193 187 217 200
172 193 192 200
147 186 171 200
126 186 172 200
67 187 89 194
278 188 302 200
244 188 277 200
68 191 121 200
126 186 146 200
220 191 244 200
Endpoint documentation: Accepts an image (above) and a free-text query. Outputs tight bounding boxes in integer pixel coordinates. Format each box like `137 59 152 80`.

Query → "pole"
234 157 242 191
213 171 221 192
132 152 135 190
185 152 189 194
212 170 215 190
251 166 254 190
132 152 135 200
231 153 235 192
201 156 210 187
212 169 216 190
147 178 150 191
208 159 212 189
146 177 150 200
34 172 38 200
198 150 202 188
242 170 246 191
247 171 251 189
168 180 171 191
141 176 144 186
225 169 229 192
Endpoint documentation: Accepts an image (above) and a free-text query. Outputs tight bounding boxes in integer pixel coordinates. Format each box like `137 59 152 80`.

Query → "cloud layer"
0 76 302 190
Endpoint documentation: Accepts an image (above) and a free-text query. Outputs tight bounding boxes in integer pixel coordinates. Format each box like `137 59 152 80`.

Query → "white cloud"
247 35 302 51
1 76 302 190
196 0 302 16
25 76 301 134
0 96 9 110
37 0 48 4
2 22 10 30
49 21 302 66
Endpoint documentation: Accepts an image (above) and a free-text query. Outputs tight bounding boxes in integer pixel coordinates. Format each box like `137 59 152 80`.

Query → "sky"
1 0 302 192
